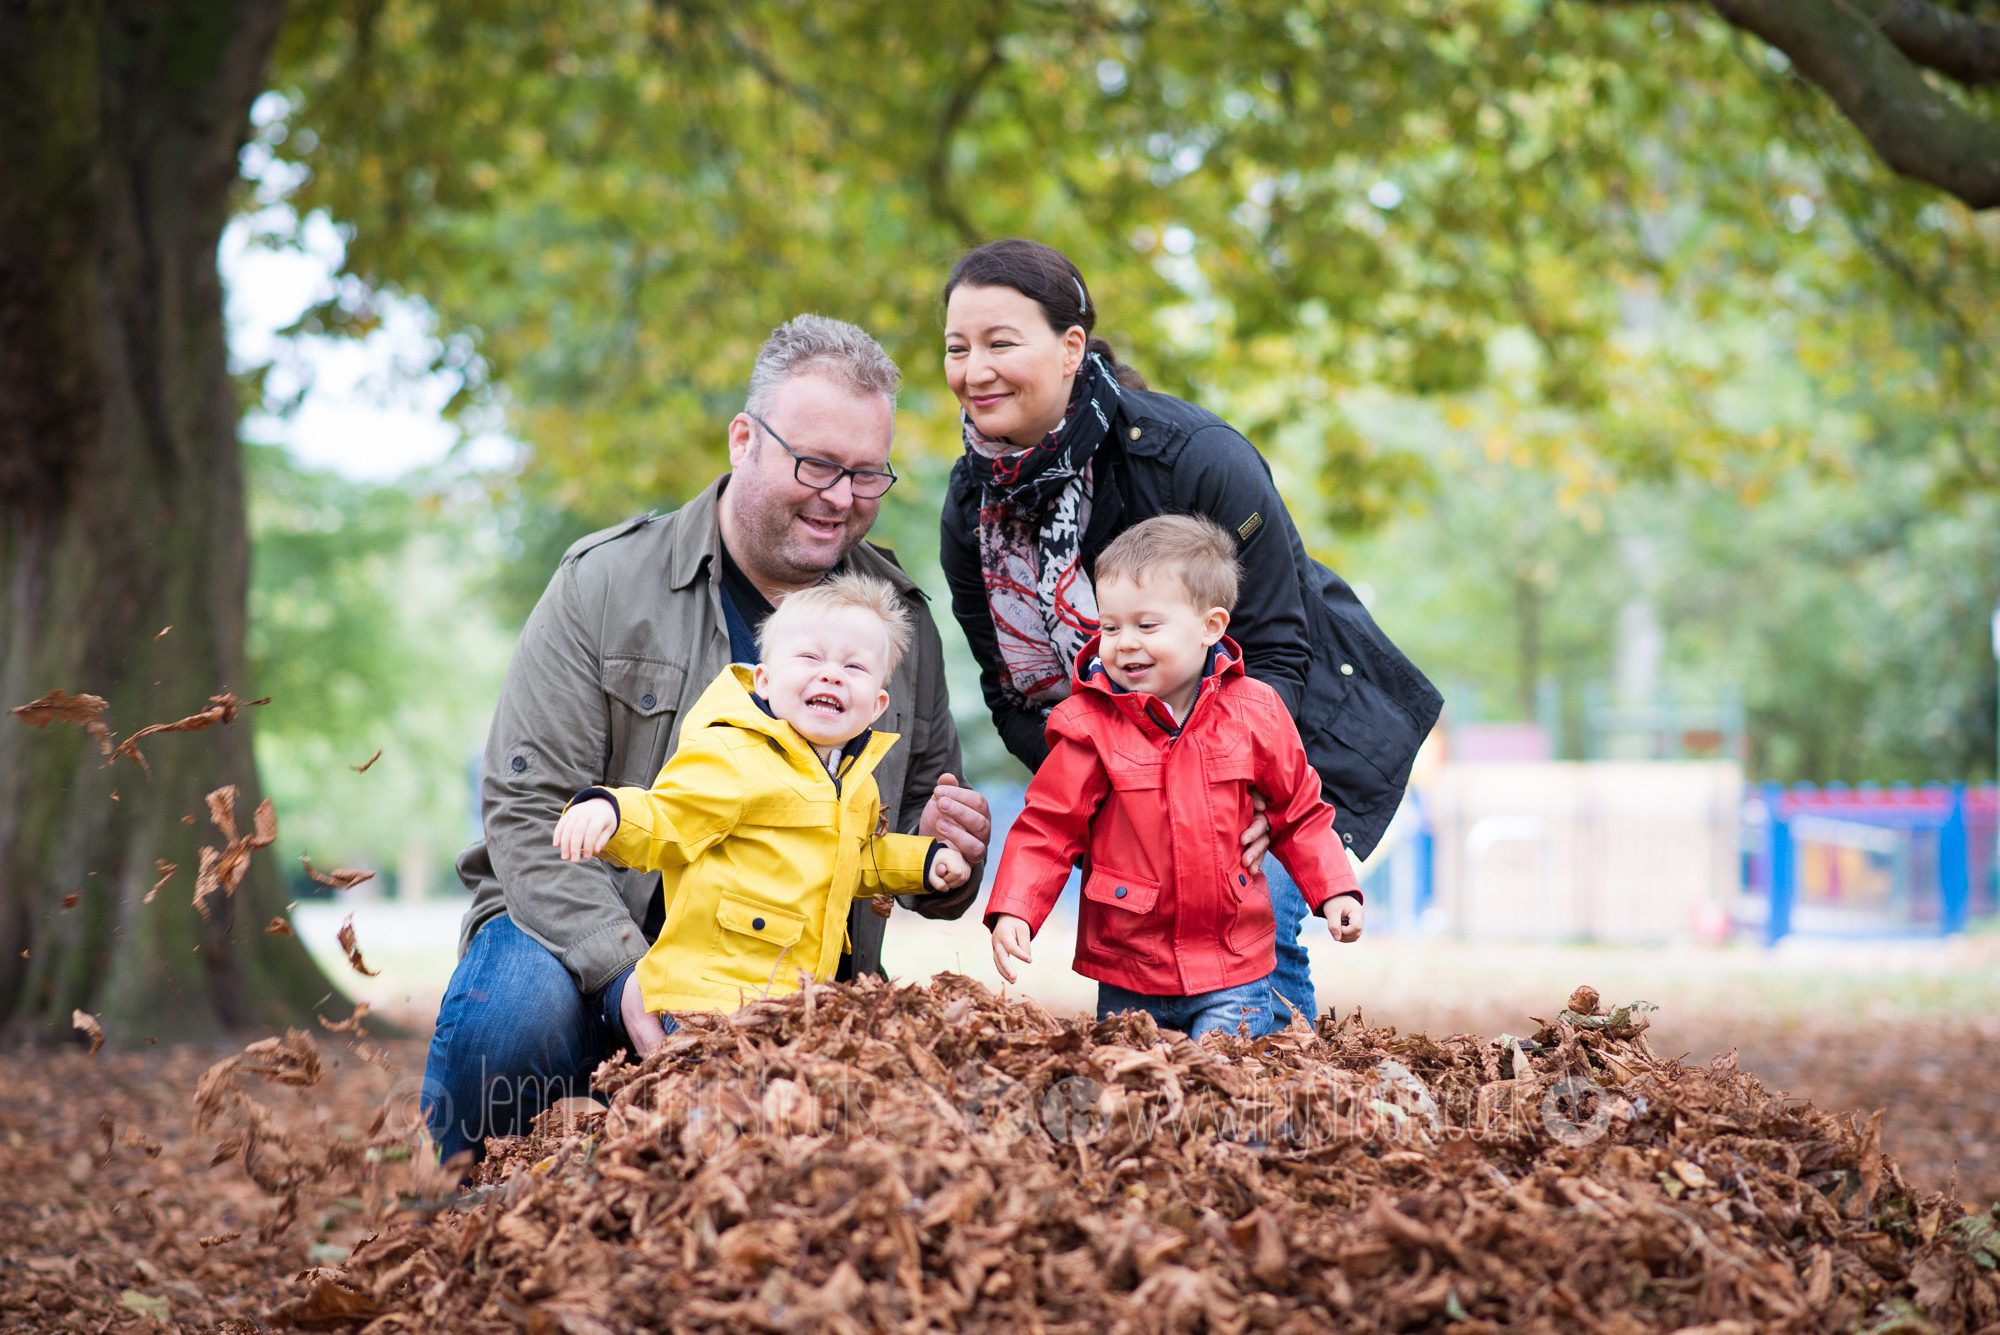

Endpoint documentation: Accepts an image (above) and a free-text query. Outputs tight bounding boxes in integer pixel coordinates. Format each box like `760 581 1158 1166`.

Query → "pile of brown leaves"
0 1031 430 1334
279 978 1999 1333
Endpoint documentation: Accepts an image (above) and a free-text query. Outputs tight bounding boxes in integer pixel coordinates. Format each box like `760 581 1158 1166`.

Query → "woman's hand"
1322 893 1364 943
990 914 1034 983
553 798 616 862
1238 790 1272 872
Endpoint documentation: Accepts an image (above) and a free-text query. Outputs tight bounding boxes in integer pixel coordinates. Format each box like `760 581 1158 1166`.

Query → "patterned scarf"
964 352 1122 708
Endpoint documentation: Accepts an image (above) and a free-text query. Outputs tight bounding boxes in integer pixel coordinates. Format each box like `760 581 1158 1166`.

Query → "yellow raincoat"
590 664 936 1013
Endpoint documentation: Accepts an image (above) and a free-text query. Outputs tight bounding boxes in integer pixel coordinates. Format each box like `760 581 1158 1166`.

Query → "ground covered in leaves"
4 978 1998 1333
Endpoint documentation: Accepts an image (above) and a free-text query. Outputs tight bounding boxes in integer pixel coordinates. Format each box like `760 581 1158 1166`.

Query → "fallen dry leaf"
10 689 114 755
192 786 277 920
317 1002 370 1035
301 857 375 891
144 860 176 905
71 1010 105 1056
351 748 383 773
153 625 172 640
107 693 270 775
335 915 380 977
265 917 294 937
60 893 79 910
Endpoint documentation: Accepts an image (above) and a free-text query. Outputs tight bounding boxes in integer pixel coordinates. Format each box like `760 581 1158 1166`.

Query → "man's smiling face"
723 371 893 594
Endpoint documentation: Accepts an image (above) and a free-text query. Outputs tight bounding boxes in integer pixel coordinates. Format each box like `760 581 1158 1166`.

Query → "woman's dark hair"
944 239 1148 389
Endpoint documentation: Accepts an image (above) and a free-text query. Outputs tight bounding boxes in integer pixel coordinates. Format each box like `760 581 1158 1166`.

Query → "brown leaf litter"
336 915 381 976
250 977 1999 1333
302 857 375 891
193 785 277 920
107 692 270 777
9 688 114 755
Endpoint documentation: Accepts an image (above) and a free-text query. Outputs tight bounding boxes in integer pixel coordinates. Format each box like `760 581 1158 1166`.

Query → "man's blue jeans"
1097 973 1281 1039
422 915 628 1165
1265 858 1318 1025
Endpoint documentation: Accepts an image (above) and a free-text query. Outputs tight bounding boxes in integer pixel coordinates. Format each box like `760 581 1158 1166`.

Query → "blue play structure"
1740 782 1998 945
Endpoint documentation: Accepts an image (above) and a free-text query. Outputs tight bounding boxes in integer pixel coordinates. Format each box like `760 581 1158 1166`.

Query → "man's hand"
929 844 973 892
1238 790 1272 872
619 971 669 1056
990 914 1034 983
1323 892 1364 944
920 773 991 869
553 798 617 862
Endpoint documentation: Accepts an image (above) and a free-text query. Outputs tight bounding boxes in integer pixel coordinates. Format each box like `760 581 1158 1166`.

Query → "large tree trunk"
0 0 342 1043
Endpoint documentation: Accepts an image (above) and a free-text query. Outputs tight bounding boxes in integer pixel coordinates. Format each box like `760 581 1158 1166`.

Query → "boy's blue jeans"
1264 859 1318 1025
1097 974 1282 1039
422 914 632 1165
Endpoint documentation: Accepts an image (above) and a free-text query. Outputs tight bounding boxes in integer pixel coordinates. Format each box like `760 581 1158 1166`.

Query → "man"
424 315 992 1164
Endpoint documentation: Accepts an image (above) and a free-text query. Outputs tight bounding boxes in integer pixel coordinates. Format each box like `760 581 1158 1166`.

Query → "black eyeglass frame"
745 412 898 499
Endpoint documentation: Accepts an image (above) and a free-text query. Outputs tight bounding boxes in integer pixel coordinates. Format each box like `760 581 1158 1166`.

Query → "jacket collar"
1074 634 1244 734
669 473 925 601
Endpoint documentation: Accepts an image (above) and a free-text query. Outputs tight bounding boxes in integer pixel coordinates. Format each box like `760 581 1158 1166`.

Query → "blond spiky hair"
1094 514 1241 612
758 571 914 678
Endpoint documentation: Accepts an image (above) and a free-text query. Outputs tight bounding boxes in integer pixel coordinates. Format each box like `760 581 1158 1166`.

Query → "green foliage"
245 444 510 892
245 0 2000 785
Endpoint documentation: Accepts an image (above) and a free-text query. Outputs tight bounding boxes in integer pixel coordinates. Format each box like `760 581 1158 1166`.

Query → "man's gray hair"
745 314 901 417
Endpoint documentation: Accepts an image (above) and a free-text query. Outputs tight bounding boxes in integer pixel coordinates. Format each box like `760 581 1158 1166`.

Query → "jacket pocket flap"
741 796 838 827
1082 866 1161 914
1107 748 1164 791
601 657 685 716
715 896 805 948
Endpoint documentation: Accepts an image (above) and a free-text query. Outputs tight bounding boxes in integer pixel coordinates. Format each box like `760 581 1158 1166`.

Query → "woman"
938 237 1442 1024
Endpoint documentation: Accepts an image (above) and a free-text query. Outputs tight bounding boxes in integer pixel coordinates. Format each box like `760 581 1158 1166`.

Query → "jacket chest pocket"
1107 748 1165 792
602 658 685 785
703 894 808 990
1202 736 1258 783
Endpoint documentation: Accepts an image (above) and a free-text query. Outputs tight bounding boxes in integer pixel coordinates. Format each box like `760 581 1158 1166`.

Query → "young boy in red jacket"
984 515 1365 1039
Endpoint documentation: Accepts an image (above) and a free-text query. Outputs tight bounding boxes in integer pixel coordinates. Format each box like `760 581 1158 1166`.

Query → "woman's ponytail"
1088 336 1149 390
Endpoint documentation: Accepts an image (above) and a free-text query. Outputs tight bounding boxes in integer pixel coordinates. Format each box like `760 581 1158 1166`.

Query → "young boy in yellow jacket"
552 573 972 1018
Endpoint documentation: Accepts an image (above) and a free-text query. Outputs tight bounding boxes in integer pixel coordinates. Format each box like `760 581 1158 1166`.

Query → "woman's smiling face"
943 284 1086 449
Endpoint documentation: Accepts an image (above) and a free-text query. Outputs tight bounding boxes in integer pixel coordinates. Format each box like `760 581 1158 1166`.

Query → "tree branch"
1875 0 2000 86
1578 0 2000 208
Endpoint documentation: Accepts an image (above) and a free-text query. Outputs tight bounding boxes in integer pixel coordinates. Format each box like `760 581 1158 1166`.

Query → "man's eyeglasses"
746 413 898 499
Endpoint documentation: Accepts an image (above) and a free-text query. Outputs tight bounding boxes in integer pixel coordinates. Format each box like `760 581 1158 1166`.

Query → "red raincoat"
984 636 1360 995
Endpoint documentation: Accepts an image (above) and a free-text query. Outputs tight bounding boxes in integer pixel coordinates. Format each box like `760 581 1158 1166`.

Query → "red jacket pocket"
1082 865 1160 915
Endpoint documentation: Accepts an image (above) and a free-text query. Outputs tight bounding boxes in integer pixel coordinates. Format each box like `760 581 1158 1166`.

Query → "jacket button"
509 755 526 773
1340 663 1354 676
751 916 766 931
1128 427 1141 440
1239 873 1247 886
1115 886 1128 898
640 692 656 710
1343 832 1354 845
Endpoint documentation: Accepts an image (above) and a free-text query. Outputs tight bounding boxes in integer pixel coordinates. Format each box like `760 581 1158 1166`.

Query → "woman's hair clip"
1073 275 1088 316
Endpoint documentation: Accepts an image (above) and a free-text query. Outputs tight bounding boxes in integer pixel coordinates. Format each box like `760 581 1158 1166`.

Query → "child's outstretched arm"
981 703 1112 973
557 730 744 873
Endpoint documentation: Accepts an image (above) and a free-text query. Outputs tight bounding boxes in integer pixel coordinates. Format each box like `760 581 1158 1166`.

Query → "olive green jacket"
454 475 977 997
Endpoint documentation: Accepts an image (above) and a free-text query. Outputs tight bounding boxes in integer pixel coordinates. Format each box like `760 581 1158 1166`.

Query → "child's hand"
990 914 1034 983
929 844 972 892
1322 892 1364 943
553 798 617 862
